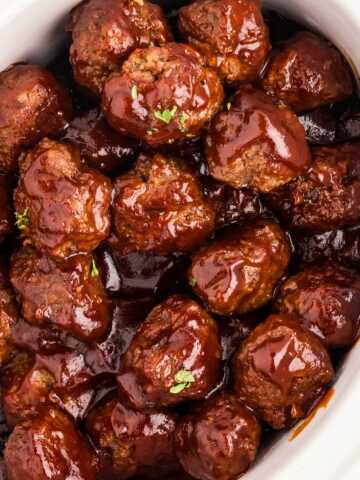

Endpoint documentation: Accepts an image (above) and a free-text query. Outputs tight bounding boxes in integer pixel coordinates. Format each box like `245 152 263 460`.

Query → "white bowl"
0 0 359 479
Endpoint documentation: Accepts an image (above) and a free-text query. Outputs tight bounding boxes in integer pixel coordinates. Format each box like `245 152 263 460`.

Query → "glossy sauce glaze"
0 1 359 478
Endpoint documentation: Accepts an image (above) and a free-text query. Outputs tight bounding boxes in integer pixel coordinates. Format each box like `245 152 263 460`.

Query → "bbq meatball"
0 176 13 242
0 263 18 367
68 0 172 95
233 314 335 429
13 138 112 259
4 407 97 480
275 263 360 348
117 295 221 409
63 109 139 173
261 32 353 112
112 153 215 255
205 85 311 192
179 0 270 85
86 396 177 479
189 220 290 316
0 64 72 173
175 393 261 480
102 43 224 146
268 142 360 232
10 247 111 342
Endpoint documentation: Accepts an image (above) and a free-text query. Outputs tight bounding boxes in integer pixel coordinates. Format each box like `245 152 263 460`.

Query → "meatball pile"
0 1 358 479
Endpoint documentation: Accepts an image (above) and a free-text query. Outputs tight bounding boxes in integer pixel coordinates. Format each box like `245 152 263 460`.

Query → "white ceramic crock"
1 0 360 478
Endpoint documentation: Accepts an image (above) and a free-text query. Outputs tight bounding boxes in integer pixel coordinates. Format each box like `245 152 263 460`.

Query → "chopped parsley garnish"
170 369 195 394
179 112 189 132
91 259 99 278
154 106 177 125
189 277 198 287
131 85 138 100
15 208 30 231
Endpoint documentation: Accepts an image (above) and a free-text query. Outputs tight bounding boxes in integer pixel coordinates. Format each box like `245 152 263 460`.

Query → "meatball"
0 176 13 242
179 0 270 85
112 153 215 255
10 247 111 342
175 393 261 480
189 220 290 316
86 395 177 478
13 138 112 259
4 407 97 480
63 109 139 173
0 64 72 173
268 142 360 232
275 263 360 348
0 263 18 367
102 43 224 146
2 347 101 427
68 0 172 95
117 295 221 409
233 314 335 429
261 31 353 112
205 85 311 192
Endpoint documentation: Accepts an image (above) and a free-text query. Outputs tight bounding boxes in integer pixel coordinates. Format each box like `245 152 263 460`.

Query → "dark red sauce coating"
68 0 173 95
205 85 311 193
178 0 270 85
189 220 290 315
275 262 360 348
175 392 261 480
233 314 335 429
0 64 72 173
86 395 178 479
102 43 224 146
269 142 360 233
261 32 353 113
4 407 98 480
117 295 222 409
62 109 139 173
13 138 112 259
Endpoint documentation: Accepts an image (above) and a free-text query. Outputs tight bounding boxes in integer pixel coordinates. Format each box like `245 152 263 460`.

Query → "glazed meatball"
233 314 335 429
0 176 13 242
68 0 172 95
205 85 311 192
10 247 111 342
189 220 290 316
268 142 360 232
112 153 215 255
13 138 112 259
261 32 353 112
2 347 102 427
179 0 270 85
4 407 97 480
275 263 360 348
102 43 224 146
117 295 221 409
63 109 139 173
175 393 261 480
86 396 177 478
0 263 18 367
0 64 72 173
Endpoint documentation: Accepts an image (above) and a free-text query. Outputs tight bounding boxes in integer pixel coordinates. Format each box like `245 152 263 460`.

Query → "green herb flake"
189 277 197 287
154 106 177 125
179 112 189 132
131 85 138 100
170 369 195 395
226 102 232 111
15 208 30 231
91 259 99 278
